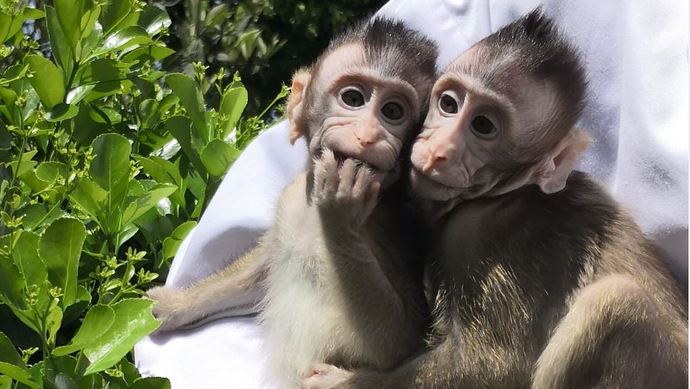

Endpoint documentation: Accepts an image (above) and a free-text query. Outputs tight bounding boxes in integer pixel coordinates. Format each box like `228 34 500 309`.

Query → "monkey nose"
355 129 379 147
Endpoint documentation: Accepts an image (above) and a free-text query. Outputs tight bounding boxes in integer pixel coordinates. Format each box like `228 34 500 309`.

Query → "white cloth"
135 1 688 387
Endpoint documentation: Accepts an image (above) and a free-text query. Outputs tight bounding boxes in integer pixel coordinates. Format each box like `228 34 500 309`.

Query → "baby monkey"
148 18 438 388
305 9 688 389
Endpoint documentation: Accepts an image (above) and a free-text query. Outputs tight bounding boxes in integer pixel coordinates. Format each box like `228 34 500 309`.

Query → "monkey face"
409 69 511 201
408 49 566 201
288 43 430 186
311 74 420 173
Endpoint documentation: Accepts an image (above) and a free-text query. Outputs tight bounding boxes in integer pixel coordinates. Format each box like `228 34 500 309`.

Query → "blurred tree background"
161 0 387 114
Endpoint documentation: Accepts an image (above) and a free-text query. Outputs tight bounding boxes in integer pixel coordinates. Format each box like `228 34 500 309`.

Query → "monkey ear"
536 129 592 194
287 69 311 145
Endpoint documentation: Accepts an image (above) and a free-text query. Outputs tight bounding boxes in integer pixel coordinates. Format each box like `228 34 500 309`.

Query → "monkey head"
286 18 438 186
409 9 591 202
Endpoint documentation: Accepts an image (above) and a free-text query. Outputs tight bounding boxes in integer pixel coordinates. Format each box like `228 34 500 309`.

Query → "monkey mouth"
330 149 388 173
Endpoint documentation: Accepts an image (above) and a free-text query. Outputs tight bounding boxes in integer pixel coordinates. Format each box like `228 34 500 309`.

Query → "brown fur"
304 9 687 389
148 17 438 388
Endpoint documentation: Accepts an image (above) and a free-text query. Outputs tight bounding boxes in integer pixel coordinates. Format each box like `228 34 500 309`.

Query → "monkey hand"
146 286 195 332
312 149 381 227
303 364 353 389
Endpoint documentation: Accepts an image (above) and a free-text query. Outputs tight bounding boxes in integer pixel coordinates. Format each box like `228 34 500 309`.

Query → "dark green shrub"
0 1 279 386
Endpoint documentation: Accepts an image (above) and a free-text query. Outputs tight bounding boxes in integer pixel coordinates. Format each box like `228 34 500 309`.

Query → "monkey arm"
312 155 413 323
147 244 269 331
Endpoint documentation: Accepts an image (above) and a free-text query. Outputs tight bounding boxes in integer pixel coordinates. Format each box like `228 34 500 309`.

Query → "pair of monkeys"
148 9 687 389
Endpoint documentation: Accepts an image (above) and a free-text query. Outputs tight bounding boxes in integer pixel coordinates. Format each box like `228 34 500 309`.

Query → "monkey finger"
313 149 338 200
352 165 375 199
320 150 340 198
363 180 381 217
336 159 357 199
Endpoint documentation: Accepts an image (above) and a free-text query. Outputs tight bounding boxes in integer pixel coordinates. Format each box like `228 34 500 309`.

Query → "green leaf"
138 5 171 36
201 140 240 177
165 74 209 142
130 377 171 389
53 304 115 356
20 204 66 231
238 29 261 60
38 218 86 307
205 4 229 27
25 55 65 109
122 45 175 63
121 183 177 226
44 103 79 122
54 0 85 56
0 332 24 368
69 177 107 222
162 221 196 260
165 116 206 175
12 231 46 288
92 26 151 59
99 0 134 34
9 149 37 178
0 362 37 388
35 162 69 183
89 132 131 205
45 6 74 78
0 254 26 310
83 299 159 375
219 83 248 138
65 85 94 105
45 303 63 345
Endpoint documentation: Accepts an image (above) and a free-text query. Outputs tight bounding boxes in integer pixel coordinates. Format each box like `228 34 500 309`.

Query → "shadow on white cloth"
135 1 688 387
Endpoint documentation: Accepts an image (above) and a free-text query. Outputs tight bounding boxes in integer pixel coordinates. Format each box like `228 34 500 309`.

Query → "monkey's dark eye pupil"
341 90 365 107
381 102 404 121
472 115 497 135
439 94 458 114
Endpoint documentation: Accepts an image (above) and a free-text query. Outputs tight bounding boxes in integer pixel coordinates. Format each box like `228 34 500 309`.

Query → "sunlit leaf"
100 0 134 34
138 5 171 36
45 6 73 78
201 139 240 177
165 74 209 142
53 304 115 356
45 103 79 122
25 55 65 109
38 218 86 306
54 0 85 56
219 82 248 138
69 177 107 223
83 299 159 375
89 133 132 220
162 221 196 260
122 183 177 226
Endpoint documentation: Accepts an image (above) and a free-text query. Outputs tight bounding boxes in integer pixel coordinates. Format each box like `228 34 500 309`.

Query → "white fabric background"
135 1 689 387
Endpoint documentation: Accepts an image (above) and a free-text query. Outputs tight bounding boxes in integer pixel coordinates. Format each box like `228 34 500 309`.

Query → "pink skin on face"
409 49 558 202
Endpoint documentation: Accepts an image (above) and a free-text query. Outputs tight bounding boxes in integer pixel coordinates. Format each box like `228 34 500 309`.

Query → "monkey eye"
438 92 459 114
340 88 365 108
471 115 499 138
381 101 405 122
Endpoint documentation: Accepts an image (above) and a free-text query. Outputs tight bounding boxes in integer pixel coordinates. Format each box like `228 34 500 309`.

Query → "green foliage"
161 0 385 114
0 1 281 387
